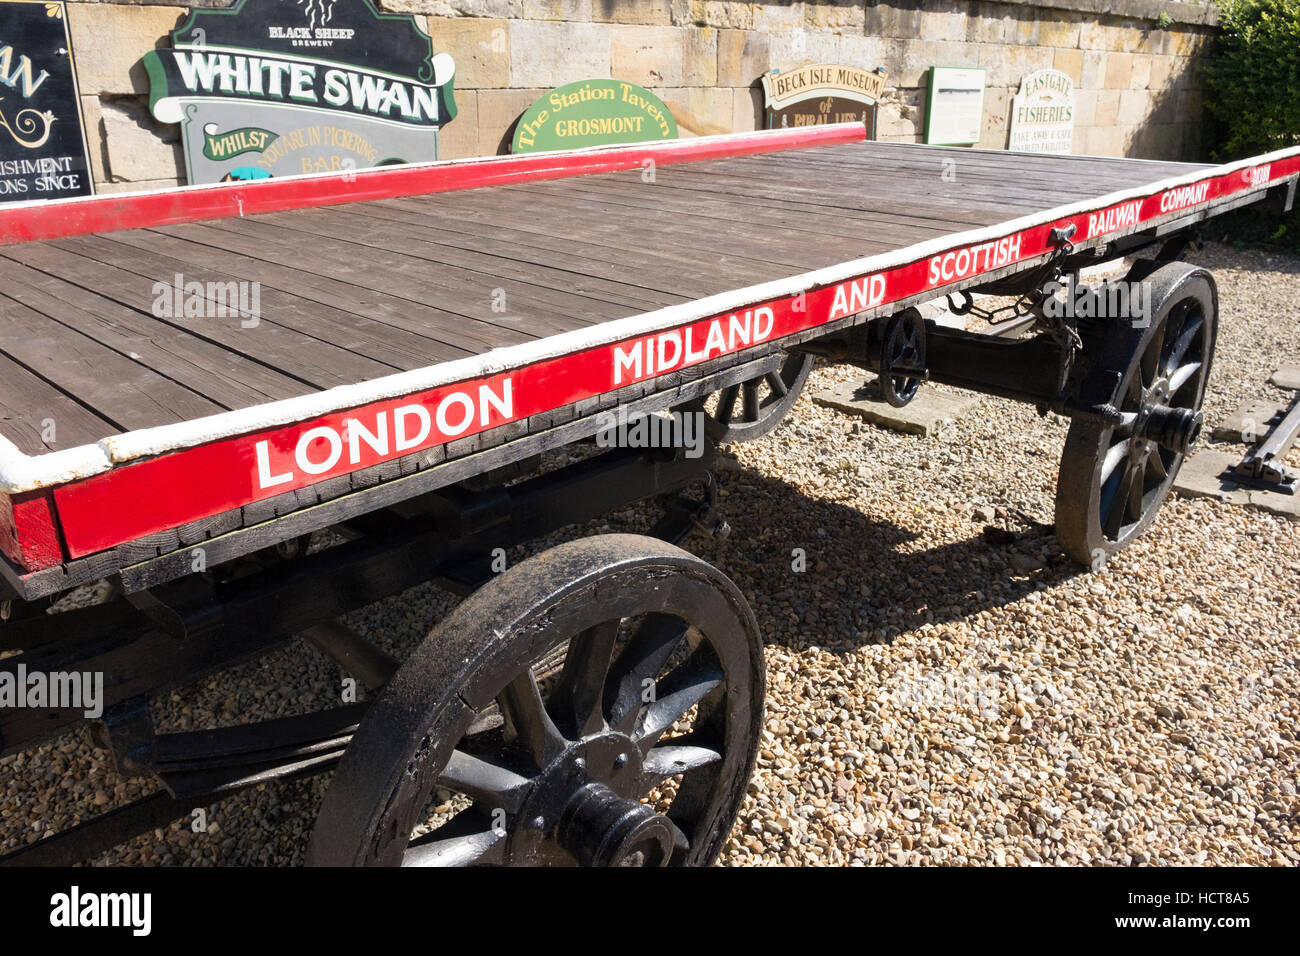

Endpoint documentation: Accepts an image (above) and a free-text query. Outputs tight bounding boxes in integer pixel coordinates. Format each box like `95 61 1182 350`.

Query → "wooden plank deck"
0 140 1211 458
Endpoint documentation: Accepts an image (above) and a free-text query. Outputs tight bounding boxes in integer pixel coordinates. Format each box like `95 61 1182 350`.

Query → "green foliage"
1203 0 1300 252
1204 0 1300 159
1201 207 1293 252
1156 11 1174 29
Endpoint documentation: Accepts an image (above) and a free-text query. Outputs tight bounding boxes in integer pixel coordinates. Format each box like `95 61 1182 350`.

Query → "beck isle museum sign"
762 64 887 137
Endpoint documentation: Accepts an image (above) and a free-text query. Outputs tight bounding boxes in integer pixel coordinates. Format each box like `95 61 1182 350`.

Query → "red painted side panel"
0 125 865 246
0 492 65 571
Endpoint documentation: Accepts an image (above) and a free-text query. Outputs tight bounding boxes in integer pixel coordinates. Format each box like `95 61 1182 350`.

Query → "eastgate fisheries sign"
512 80 676 153
1008 68 1074 155
142 0 456 184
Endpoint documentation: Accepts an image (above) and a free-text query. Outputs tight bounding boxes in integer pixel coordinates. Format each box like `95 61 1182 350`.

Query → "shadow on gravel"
694 462 1088 655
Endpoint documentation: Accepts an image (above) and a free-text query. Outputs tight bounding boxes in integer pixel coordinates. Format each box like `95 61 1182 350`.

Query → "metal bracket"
1229 394 1300 494
1049 223 1078 247
125 575 224 642
1265 176 1297 215
947 224 1081 377
94 697 157 777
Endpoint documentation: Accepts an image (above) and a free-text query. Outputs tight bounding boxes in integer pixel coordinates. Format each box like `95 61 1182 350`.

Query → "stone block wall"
54 0 1220 193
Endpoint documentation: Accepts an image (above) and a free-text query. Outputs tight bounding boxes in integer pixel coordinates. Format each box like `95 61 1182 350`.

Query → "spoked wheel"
685 352 814 443
1055 262 1217 566
878 308 926 408
306 534 764 867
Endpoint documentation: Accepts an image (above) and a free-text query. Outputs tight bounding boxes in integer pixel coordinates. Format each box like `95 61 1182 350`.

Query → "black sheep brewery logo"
142 0 457 184
296 0 338 31
0 0 95 203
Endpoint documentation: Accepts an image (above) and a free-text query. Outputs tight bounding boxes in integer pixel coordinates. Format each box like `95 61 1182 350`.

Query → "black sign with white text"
0 0 94 203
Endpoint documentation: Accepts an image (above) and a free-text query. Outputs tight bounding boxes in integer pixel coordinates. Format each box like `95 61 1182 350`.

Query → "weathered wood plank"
246 206 690 311
0 351 117 452
0 292 222 431
59 234 452 373
0 258 314 408
103 227 511 356
4 241 395 390
152 220 615 337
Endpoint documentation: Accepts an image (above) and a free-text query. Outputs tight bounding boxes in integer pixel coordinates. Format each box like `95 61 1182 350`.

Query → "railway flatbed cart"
1 123 1296 866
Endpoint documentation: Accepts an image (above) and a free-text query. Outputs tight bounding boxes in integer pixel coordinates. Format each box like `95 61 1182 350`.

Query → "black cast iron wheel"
685 352 814 443
306 534 764 866
1055 262 1217 566
878 308 926 408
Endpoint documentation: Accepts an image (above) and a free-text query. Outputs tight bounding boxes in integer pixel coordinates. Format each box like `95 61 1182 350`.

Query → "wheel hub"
1052 264 1216 566
509 731 673 865
558 782 675 867
1135 377 1202 456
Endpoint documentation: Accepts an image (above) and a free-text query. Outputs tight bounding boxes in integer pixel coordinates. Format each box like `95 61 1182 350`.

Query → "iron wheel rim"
1055 267 1217 564
307 536 763 867
689 352 814 443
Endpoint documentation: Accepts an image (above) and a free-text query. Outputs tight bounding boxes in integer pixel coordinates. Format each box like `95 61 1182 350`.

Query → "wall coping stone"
989 0 1218 28
59 0 1221 29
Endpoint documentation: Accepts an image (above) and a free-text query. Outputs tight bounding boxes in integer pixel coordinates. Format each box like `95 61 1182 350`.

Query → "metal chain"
945 230 1077 328
945 227 1084 393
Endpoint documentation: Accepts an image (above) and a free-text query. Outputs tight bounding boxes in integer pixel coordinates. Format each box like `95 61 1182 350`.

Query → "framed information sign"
924 66 985 147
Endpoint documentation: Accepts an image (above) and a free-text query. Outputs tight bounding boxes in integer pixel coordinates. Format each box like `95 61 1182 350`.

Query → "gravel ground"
2 241 1297 866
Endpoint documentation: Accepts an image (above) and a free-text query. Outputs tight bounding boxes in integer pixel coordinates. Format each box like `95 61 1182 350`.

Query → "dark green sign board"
511 79 676 154
142 0 457 184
